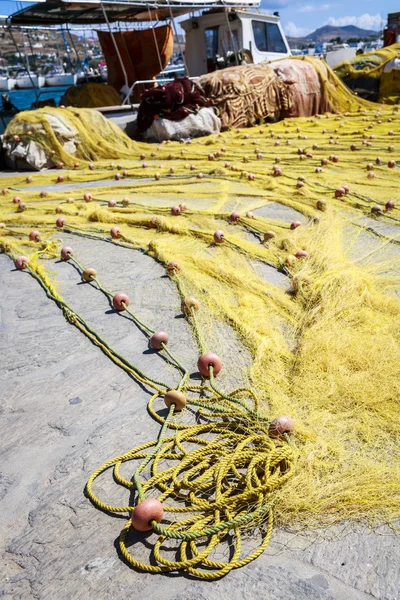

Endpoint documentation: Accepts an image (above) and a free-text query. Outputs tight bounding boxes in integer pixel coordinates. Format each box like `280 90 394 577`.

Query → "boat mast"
60 27 75 74
7 26 39 100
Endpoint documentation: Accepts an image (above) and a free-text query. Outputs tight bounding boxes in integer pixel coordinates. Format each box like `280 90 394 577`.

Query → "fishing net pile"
3 107 139 170
1 100 400 576
334 43 400 103
59 82 122 108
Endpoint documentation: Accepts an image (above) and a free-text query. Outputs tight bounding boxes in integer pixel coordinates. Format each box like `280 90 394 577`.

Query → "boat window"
252 21 287 53
205 27 219 59
222 29 240 54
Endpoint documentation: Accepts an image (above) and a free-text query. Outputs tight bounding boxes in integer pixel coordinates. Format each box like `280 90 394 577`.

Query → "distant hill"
288 24 381 47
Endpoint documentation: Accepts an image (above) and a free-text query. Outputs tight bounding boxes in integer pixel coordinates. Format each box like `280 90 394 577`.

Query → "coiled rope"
6 241 296 578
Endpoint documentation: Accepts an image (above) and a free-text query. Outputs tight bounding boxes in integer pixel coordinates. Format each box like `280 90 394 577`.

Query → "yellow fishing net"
3 106 139 165
334 43 400 103
1 100 400 574
60 82 122 108
335 43 400 81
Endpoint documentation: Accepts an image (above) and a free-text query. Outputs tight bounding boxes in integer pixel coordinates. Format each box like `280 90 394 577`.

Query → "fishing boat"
6 0 292 122
15 70 45 89
7 0 290 87
44 65 77 87
0 69 16 91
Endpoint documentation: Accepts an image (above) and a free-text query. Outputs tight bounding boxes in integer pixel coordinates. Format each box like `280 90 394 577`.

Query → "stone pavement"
1 231 399 600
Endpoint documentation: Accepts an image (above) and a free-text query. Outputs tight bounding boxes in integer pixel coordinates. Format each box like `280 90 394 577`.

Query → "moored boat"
15 70 45 89
45 66 77 87
0 70 16 91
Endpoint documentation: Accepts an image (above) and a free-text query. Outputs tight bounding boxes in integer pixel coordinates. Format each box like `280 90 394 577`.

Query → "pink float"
269 416 294 438
29 230 40 242
214 230 224 243
61 246 73 260
167 261 180 273
295 250 308 259
15 256 29 270
150 331 169 350
131 499 163 531
197 352 222 377
112 292 129 311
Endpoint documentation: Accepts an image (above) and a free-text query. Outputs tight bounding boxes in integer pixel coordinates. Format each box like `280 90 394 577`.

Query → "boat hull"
45 74 77 87
0 78 16 91
15 75 45 89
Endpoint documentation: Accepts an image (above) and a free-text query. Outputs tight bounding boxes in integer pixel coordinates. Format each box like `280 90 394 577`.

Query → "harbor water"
7 86 69 111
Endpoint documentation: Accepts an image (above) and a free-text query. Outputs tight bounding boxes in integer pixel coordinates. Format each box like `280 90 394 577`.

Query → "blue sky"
0 0 398 38
261 0 398 37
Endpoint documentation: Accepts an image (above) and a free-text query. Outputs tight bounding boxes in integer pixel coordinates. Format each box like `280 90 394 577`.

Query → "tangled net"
1 99 400 576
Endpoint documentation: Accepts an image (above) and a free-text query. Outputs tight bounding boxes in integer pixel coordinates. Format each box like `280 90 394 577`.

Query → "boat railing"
121 77 199 106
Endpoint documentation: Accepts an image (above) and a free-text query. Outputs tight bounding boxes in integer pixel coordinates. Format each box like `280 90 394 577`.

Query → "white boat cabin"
181 10 291 77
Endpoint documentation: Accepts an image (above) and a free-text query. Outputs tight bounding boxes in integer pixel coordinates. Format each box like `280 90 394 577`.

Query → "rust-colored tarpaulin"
271 58 330 117
96 26 173 92
199 63 293 130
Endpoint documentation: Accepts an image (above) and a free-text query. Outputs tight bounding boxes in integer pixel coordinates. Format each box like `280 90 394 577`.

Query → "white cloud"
325 13 384 31
284 21 313 37
299 3 340 13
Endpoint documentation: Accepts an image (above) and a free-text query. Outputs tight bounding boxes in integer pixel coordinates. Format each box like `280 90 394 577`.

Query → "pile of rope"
1 100 400 576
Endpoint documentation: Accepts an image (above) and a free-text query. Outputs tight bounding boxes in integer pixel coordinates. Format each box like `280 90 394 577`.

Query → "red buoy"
150 331 169 350
112 292 129 311
295 250 308 259
15 256 29 270
197 352 222 377
83 193 92 202
335 188 345 198
269 416 294 438
131 499 163 531
56 217 66 228
110 226 121 239
371 205 383 215
61 246 73 261
167 261 181 274
385 200 395 211
108 200 116 207
214 230 225 243
171 206 181 216
29 230 40 242
229 212 240 222
290 221 301 230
